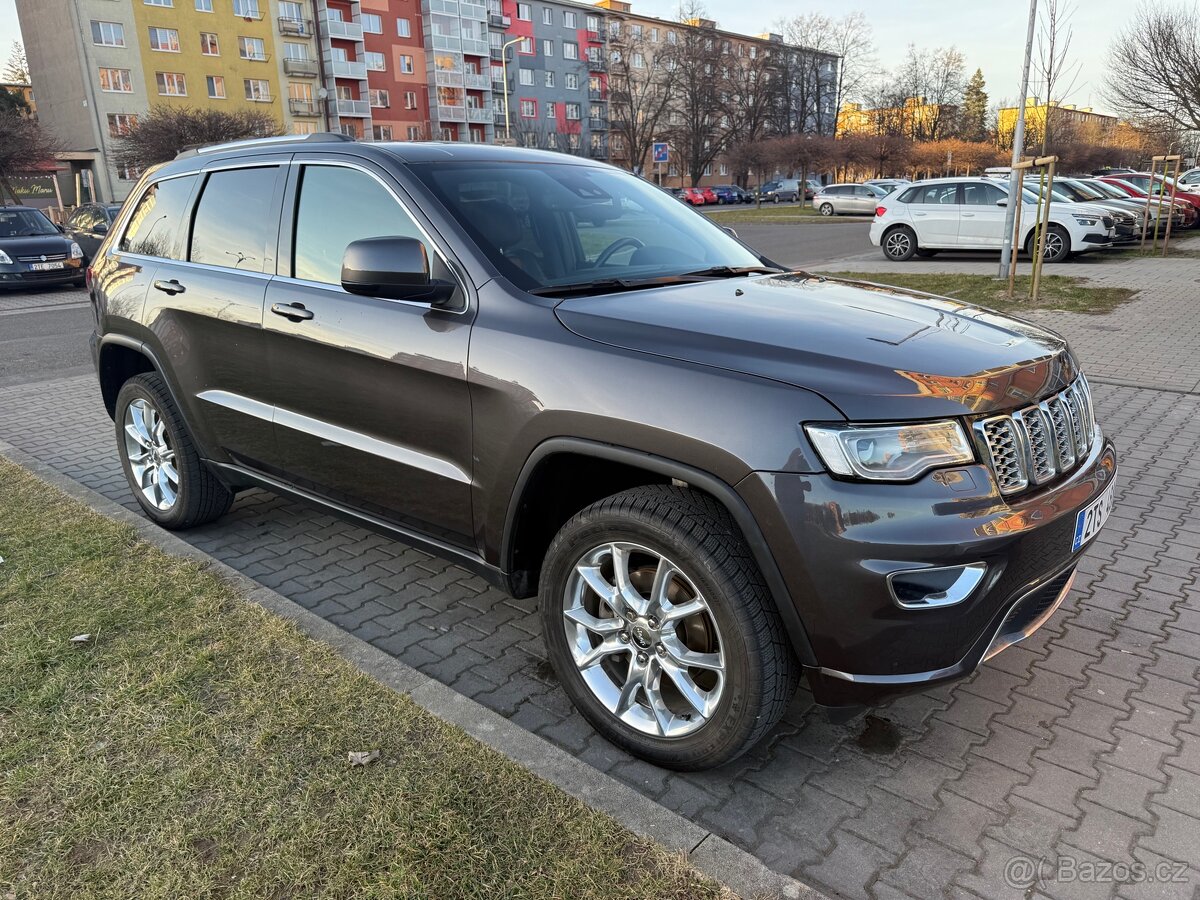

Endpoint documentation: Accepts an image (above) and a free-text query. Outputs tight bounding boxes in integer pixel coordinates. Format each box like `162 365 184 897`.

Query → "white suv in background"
869 177 1116 263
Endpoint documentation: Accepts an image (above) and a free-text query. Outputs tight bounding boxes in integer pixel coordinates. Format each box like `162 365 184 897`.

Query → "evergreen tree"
959 68 988 141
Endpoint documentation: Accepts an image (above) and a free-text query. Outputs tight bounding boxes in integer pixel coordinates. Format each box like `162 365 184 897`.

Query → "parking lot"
3 235 1199 899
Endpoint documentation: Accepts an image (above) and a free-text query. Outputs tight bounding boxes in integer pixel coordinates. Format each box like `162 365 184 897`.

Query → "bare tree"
0 110 58 203
2 42 29 84
661 4 730 186
892 45 965 141
1035 0 1082 153
718 41 775 154
777 12 874 136
607 24 677 175
1104 2 1200 133
115 106 282 171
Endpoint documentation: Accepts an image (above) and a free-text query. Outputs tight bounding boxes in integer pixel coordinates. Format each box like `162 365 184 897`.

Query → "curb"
0 437 825 900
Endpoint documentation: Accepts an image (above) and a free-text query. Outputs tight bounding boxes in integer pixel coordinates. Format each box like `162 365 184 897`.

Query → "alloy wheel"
123 397 179 510
885 230 912 258
1043 231 1064 259
562 541 725 738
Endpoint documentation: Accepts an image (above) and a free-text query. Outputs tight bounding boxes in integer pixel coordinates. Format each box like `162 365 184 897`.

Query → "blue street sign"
652 142 669 163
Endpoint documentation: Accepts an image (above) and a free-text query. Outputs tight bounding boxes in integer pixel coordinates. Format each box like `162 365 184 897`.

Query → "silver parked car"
815 183 888 216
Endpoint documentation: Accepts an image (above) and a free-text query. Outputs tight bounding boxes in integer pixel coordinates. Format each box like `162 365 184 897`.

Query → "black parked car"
64 202 125 263
89 135 1117 769
0 205 86 289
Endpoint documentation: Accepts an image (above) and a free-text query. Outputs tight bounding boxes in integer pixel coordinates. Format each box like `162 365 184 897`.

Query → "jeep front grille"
975 377 1096 495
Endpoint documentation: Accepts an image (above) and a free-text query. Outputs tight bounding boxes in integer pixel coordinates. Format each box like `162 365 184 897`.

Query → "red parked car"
681 187 707 205
1099 174 1200 226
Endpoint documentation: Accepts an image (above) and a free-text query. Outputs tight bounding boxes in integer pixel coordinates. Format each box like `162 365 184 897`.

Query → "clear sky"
0 0 1121 113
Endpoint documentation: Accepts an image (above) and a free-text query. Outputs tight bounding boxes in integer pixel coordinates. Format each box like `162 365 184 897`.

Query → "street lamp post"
500 36 523 143
999 0 1038 278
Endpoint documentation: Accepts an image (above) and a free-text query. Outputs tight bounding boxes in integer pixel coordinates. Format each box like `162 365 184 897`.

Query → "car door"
138 160 286 470
908 182 962 246
852 185 878 214
958 181 1008 246
261 157 475 549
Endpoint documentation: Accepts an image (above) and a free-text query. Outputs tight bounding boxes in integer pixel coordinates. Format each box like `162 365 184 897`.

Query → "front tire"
115 372 233 529
539 485 799 770
882 225 918 261
1027 223 1071 263
819 203 835 216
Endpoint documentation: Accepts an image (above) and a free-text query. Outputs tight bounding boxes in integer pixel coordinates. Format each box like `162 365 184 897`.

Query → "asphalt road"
729 220 876 268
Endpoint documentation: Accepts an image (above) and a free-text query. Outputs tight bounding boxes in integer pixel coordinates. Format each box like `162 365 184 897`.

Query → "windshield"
0 207 59 238
410 161 766 292
1062 180 1106 201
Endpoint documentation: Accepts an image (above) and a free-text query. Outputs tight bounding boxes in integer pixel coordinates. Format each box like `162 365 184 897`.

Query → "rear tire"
539 485 799 770
882 225 918 261
115 372 234 530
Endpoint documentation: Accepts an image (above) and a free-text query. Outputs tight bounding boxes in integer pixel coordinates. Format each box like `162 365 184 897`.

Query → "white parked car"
869 177 1116 263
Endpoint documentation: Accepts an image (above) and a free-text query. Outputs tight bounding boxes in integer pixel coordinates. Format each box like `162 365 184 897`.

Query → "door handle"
271 302 315 322
962 213 976 217
153 279 185 295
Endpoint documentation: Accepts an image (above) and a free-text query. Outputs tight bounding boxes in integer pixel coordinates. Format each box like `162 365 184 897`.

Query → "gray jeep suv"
89 135 1117 770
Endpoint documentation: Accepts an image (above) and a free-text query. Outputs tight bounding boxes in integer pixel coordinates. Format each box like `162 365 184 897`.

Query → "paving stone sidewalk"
2 369 1198 900
811 250 1200 394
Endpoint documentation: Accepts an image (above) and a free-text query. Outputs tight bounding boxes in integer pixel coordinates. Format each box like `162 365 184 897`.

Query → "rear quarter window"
897 186 921 203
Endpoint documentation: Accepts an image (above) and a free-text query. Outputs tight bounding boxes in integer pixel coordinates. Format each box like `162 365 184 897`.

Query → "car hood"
555 273 1077 420
0 234 75 257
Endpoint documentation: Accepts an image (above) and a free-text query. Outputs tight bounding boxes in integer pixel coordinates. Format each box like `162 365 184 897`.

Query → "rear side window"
189 166 279 273
962 182 1005 206
120 175 197 259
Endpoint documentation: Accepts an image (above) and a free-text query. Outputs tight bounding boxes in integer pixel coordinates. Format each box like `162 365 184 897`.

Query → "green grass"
0 460 729 900
702 205 827 223
818 272 1138 315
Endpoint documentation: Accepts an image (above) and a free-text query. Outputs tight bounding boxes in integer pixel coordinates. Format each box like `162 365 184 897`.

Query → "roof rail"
175 132 355 160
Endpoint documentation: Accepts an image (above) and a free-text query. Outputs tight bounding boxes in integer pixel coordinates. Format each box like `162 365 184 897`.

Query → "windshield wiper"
529 276 694 298
678 265 784 278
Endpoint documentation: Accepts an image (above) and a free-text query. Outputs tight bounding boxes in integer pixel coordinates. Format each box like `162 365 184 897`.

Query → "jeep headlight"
805 420 974 481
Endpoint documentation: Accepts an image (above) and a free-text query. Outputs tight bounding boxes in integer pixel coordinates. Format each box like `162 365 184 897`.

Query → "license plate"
30 261 64 271
1072 481 1115 552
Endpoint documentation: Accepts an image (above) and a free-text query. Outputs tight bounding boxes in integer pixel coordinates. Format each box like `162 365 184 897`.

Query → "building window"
563 10 576 27
107 113 137 137
365 51 386 71
519 36 532 54
156 72 187 95
148 27 181 52
292 121 317 135
563 41 577 60
517 2 531 20
239 37 267 61
440 127 455 140
399 55 414 74
518 68 533 86
545 101 556 117
200 32 220 55
567 132 579 149
544 70 554 87
631 24 642 37
547 132 558 148
565 72 578 89
362 12 382 33
542 7 552 24
283 42 309 60
396 17 411 37
144 0 173 6
372 124 393 140
470 128 483 143
520 99 536 117
244 78 271 101
91 21 125 47
408 125 422 140
206 74 225 97
586 14 599 32
117 165 143 180
608 21 619 36
541 39 553 56
195 0 212 9
405 91 418 108
565 102 580 120
232 0 261 17
369 88 389 107
98 67 133 93
667 30 676 44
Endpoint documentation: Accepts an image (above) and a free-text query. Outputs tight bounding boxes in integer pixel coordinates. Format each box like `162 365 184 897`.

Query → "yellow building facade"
996 99 1123 149
837 97 948 138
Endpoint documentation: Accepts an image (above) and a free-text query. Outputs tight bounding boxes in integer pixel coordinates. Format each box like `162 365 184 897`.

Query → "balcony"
438 104 467 122
491 68 504 84
461 38 488 56
434 69 464 87
428 0 459 13
588 144 608 160
325 18 364 41
460 1 487 20
587 55 606 71
277 16 313 36
334 98 371 117
464 72 490 90
588 117 607 129
431 34 460 52
488 12 511 27
588 88 606 100
489 47 504 61
466 106 491 123
288 98 319 116
329 59 367 80
283 58 318 77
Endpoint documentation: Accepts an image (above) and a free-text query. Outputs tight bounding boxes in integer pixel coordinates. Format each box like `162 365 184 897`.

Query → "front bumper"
0 260 84 289
739 431 1117 708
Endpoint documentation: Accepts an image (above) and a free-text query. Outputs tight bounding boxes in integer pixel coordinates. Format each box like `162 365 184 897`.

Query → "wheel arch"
502 437 818 667
97 335 161 419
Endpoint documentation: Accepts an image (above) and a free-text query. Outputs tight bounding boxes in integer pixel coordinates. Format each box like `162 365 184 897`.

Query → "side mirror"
722 226 738 237
341 236 455 306
55 223 65 233
94 222 109 235
996 199 1007 207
